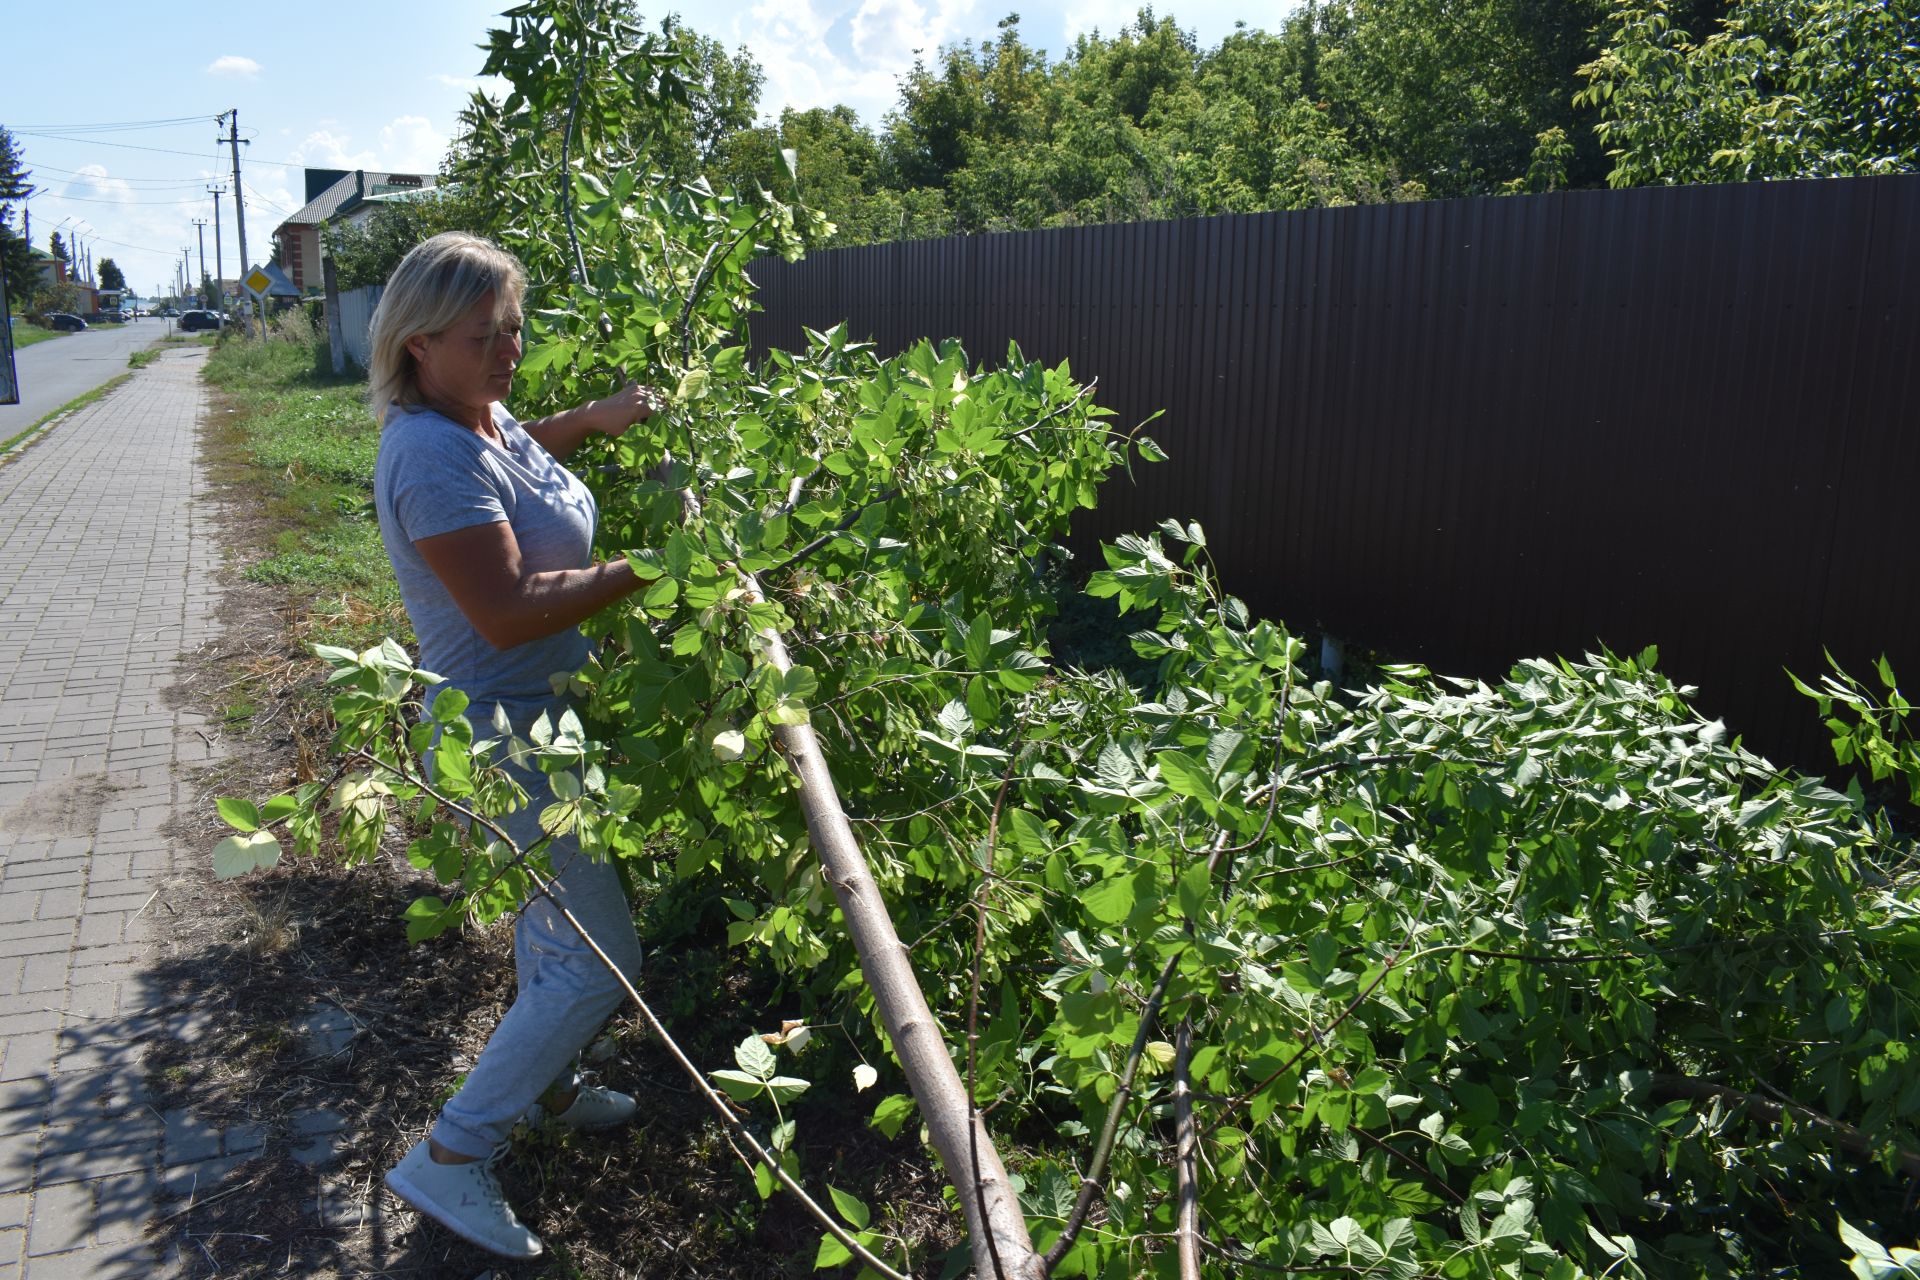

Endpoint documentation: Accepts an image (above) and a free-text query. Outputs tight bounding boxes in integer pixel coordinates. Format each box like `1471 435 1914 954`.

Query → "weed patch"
202 338 406 651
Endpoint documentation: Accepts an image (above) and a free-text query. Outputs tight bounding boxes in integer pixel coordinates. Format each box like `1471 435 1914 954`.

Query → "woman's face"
408 290 524 412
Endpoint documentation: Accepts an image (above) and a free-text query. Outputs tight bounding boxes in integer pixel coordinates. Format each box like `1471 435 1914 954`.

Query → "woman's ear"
405 332 431 363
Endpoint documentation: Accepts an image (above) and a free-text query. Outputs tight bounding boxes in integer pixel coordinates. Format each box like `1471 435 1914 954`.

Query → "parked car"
102 310 130 323
179 310 223 332
47 313 88 332
160 307 181 318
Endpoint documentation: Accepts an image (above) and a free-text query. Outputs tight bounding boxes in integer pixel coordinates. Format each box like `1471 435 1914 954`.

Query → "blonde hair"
367 232 527 423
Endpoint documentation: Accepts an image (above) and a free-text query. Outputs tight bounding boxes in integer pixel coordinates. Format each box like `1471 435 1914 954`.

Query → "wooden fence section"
747 175 1920 767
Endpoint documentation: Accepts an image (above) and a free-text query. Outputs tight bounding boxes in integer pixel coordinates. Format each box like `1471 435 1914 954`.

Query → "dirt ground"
140 390 959 1278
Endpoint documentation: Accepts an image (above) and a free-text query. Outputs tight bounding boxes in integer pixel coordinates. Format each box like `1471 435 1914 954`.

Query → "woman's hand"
587 382 669 438
521 381 670 459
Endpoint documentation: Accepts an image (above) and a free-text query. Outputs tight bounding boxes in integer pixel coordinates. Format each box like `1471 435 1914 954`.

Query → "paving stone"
158 1153 243 1203
32 1138 158 1187
15 1238 157 1279
222 1122 266 1158
0 1127 37 1194
25 1179 91 1254
91 1167 158 1245
293 1005 361 1060
161 1111 221 1166
0 1080 48 1117
0 1034 57 1084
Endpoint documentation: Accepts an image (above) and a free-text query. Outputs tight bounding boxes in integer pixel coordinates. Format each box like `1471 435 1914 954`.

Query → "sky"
4 0 1286 301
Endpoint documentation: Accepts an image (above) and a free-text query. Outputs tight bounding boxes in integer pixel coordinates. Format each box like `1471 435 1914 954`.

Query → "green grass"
8 322 67 349
128 348 160 369
203 337 407 650
0 373 134 457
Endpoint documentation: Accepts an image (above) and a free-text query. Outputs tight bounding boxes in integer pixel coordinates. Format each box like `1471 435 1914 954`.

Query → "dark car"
161 307 181 318
178 310 223 332
47 313 88 332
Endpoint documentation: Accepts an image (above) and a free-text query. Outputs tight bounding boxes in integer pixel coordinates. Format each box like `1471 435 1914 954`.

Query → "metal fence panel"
337 284 383 370
747 176 1920 767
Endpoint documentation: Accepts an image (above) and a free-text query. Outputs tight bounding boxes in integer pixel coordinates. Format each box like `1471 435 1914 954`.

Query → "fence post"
323 258 345 376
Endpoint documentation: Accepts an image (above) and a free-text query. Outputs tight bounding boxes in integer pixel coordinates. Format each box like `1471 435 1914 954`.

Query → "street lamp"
72 222 94 285
51 218 76 281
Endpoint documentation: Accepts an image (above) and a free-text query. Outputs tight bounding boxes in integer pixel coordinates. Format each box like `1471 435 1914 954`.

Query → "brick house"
272 169 435 292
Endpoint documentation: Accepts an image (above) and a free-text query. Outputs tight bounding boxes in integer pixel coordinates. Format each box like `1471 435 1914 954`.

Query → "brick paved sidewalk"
0 349 231 1278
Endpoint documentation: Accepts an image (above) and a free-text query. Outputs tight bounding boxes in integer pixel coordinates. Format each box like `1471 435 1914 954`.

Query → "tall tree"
1316 0 1610 197
1577 0 1920 186
98 257 126 291
0 126 37 306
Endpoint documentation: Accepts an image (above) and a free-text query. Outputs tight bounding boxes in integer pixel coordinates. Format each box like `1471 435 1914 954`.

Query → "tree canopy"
0 126 36 307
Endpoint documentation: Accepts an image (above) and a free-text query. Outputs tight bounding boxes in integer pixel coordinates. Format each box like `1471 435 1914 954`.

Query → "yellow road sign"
244 269 273 297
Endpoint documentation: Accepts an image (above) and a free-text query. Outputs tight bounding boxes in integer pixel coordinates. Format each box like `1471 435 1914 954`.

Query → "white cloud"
206 55 262 78
432 72 511 100
379 116 450 172
286 130 376 170
850 0 931 66
280 116 447 182
61 164 134 205
733 0 972 126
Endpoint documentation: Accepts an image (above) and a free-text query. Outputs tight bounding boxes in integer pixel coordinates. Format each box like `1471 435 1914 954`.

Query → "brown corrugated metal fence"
747 176 1920 769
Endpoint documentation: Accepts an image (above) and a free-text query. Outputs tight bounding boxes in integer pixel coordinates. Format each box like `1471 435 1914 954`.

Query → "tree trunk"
748 582 1044 1278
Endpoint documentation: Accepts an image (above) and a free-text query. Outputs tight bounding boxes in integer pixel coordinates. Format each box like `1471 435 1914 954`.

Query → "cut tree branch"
1173 1016 1201 1280
743 572 1045 1278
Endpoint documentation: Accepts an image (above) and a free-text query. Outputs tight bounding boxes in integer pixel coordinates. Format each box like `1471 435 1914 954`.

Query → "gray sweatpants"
429 697 644 1159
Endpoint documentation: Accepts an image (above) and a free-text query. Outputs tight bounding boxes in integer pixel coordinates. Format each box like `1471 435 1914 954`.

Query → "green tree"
1577 0 1920 186
654 14 764 179
0 126 36 307
321 187 492 289
1316 0 1610 196
98 257 126 291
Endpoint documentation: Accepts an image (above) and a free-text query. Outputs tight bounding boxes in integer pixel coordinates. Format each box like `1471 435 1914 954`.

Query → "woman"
367 232 663 1259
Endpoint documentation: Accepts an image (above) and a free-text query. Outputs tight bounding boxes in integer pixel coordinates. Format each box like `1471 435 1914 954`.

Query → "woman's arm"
413 519 638 649
520 382 665 459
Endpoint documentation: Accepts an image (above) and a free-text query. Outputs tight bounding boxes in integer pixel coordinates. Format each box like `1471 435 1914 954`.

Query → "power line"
32 191 215 207
12 131 306 169
28 162 225 188
11 114 217 133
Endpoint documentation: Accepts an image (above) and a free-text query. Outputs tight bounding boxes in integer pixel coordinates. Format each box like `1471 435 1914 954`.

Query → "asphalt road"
0 321 163 435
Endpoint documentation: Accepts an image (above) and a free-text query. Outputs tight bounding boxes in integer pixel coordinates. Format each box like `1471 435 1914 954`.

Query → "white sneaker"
384 1141 543 1259
531 1084 638 1131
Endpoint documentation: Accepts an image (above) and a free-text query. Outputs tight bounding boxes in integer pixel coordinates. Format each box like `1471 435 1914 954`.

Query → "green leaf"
1081 868 1148 925
815 1233 853 1270
676 368 710 402
829 1185 871 1230
710 1068 763 1102
216 796 261 832
212 830 281 879
870 1093 915 1139
765 1075 811 1104
735 1033 777 1080
1157 750 1216 802
1175 861 1213 921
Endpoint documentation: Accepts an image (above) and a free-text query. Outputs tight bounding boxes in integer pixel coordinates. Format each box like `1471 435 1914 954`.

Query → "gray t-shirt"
374 402 596 701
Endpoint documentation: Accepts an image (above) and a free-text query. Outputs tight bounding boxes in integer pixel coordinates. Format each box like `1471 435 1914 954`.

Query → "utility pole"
218 110 255 336
183 248 192 305
207 184 227 311
192 219 208 306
